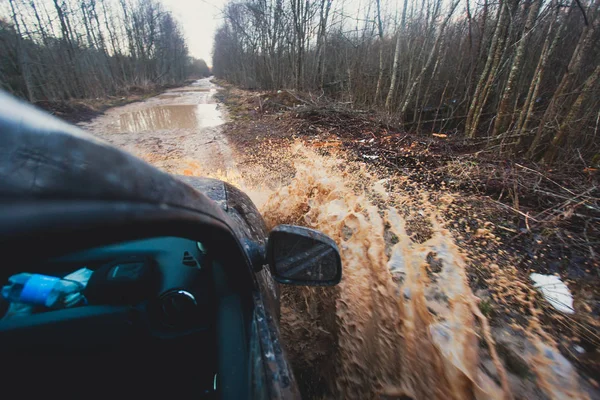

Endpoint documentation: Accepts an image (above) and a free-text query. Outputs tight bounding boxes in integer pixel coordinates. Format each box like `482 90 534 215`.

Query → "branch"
574 0 589 25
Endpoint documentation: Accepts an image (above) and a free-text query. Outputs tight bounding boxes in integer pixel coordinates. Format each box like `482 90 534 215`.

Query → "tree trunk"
385 0 408 110
465 0 513 138
541 63 600 163
385 31 402 110
400 0 460 117
8 0 35 101
493 0 542 136
529 0 600 159
374 0 385 102
465 2 505 137
315 0 332 87
515 0 564 150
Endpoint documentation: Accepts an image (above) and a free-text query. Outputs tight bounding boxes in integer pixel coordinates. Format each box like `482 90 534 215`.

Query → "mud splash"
249 145 499 398
245 143 588 400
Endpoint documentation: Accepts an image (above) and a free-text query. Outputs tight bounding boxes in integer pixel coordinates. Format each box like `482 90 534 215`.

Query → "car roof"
0 90 228 222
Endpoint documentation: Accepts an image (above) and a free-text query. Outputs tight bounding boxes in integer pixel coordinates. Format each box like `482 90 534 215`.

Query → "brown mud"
80 79 599 399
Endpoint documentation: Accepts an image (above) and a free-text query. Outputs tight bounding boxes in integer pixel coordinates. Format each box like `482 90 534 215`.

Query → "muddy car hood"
0 91 233 224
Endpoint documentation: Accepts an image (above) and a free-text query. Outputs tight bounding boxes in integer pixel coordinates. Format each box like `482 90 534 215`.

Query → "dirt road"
80 78 237 176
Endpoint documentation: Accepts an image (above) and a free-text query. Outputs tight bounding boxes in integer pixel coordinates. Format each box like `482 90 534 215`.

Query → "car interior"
0 199 260 400
0 236 223 396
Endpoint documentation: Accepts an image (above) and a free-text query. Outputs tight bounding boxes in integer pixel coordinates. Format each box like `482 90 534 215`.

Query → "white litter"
574 345 585 354
362 154 379 160
530 273 574 314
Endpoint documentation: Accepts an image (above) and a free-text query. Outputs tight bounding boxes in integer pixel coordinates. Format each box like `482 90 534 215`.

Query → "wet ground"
80 80 598 400
80 78 237 176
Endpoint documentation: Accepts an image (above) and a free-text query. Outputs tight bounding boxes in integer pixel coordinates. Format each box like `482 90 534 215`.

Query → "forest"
212 0 600 164
0 0 210 104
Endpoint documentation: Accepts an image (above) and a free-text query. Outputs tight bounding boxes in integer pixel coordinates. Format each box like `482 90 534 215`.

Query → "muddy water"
80 82 589 400
79 78 235 175
258 144 589 400
118 104 222 132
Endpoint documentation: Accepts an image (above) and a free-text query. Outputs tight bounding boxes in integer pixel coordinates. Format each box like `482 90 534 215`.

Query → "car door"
250 284 301 400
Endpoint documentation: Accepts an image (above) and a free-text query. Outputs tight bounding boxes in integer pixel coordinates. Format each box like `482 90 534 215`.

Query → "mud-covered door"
250 291 301 400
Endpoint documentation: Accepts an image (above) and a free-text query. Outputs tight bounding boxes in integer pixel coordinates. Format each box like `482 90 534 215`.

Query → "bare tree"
0 0 192 102
399 0 459 116
211 0 600 164
373 0 385 101
542 63 600 162
7 0 34 101
465 0 513 138
385 0 408 109
529 0 600 159
493 0 542 136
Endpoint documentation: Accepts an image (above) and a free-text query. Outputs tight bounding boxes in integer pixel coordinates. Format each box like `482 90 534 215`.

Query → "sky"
161 0 228 66
158 0 413 66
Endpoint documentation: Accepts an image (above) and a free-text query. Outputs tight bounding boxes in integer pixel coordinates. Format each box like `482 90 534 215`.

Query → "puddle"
156 93 183 99
168 88 211 92
119 104 222 132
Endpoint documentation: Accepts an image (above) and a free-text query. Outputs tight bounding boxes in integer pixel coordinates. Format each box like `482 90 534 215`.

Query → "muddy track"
79 78 237 176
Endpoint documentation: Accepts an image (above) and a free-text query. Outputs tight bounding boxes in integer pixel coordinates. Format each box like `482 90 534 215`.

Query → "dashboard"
0 236 219 398
46 236 213 331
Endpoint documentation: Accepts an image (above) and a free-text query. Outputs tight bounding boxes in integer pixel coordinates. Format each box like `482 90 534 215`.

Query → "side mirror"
267 225 342 286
